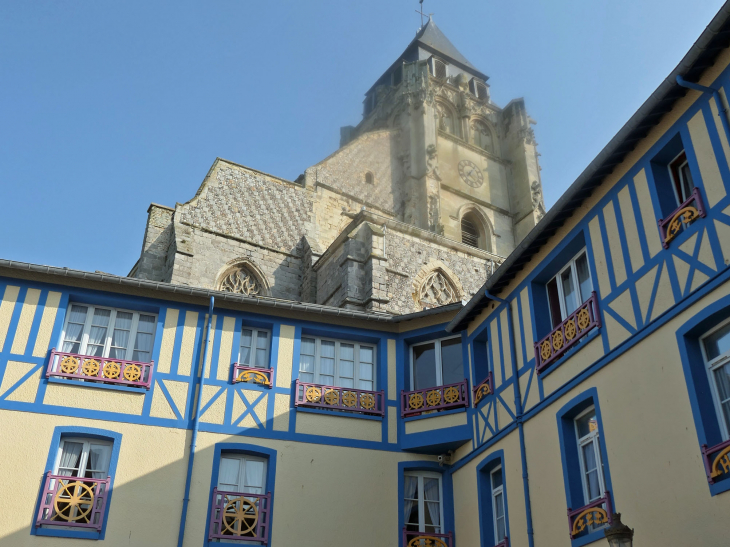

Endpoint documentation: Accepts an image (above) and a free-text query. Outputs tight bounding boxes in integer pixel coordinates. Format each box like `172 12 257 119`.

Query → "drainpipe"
177 296 215 547
676 75 730 141
484 290 534 547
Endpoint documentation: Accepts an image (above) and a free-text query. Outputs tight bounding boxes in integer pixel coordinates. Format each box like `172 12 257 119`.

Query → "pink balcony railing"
534 292 601 374
35 472 110 531
701 439 730 483
401 378 469 418
567 490 613 539
47 348 153 389
472 372 493 407
403 529 453 547
659 186 706 248
495 539 509 547
208 488 271 543
232 363 274 388
294 379 385 416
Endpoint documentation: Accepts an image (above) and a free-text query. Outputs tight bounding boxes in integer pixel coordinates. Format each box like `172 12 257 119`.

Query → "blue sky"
0 0 726 275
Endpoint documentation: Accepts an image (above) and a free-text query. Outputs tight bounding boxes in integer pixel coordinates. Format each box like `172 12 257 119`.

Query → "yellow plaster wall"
295 411 381 442
387 338 397 400
10 288 40 355
276 324 295 388
0 360 41 403
31 291 61 358
404 410 467 434
216 315 236 381
0 285 19 352
157 308 179 374
43 383 145 415
177 311 199 376
688 108 727 207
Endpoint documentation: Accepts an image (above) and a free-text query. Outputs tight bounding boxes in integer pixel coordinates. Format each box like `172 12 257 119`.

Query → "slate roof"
413 17 484 77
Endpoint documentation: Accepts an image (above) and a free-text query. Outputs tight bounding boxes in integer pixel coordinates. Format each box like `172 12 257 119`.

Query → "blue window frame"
204 443 277 546
31 426 122 541
676 295 730 495
477 450 510 547
556 389 615 547
398 461 455 547
649 132 701 218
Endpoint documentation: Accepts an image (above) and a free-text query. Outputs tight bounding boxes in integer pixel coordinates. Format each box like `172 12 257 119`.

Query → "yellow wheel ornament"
305 386 322 403
324 389 339 405
444 386 459 404
60 356 80 374
221 496 259 536
360 393 375 410
577 307 591 330
540 339 552 360
564 319 577 341
552 330 564 351
342 391 357 407
102 362 120 379
408 393 424 410
53 481 94 522
81 359 99 376
426 390 441 407
123 364 141 382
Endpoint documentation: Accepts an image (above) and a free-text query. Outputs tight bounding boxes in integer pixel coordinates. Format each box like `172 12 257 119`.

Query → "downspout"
676 75 730 141
177 296 215 547
484 291 534 547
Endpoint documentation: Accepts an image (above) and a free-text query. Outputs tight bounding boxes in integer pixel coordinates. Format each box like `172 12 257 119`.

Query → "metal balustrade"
567 491 613 539
35 472 110 531
701 439 730 483
534 293 601 374
658 186 706 248
232 363 274 387
294 379 385 417
472 372 493 407
403 529 454 547
47 348 153 389
401 379 469 418
208 488 271 543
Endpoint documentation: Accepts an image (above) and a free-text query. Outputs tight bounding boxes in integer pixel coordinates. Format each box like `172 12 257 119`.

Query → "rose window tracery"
418 270 458 308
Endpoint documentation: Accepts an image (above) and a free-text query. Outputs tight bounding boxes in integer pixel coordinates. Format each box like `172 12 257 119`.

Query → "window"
36 437 112 530
218 453 267 495
701 319 730 440
436 101 458 137
61 304 156 363
431 58 447 80
669 150 695 205
411 337 463 390
298 337 375 390
460 211 492 252
575 408 606 508
470 78 489 100
365 171 374 184
490 467 506 544
470 120 494 153
404 471 444 536
546 250 592 329
461 216 479 247
239 327 270 369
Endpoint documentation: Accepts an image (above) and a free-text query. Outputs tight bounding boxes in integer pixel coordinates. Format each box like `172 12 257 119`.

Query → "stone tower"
131 17 545 314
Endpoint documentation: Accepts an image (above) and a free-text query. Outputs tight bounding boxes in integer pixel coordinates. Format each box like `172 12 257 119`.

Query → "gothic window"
436 102 458 137
460 211 492 252
461 216 479 248
470 120 493 153
219 265 264 296
365 171 374 184
418 270 459 308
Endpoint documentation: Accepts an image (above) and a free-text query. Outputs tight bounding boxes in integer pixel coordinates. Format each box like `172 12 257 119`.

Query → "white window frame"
668 149 695 204
404 471 445 534
53 437 113 478
700 317 730 441
60 304 157 362
409 336 462 390
490 465 506 544
298 336 376 390
547 249 593 325
574 407 606 505
217 453 267 494
238 327 271 369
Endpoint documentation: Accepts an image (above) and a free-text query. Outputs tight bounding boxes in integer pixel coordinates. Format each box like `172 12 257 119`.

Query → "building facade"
3 5 730 547
130 18 543 315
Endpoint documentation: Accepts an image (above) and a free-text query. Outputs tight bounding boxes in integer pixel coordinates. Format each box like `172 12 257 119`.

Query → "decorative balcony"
232 363 273 388
701 439 730 483
495 539 509 547
401 379 469 418
472 372 493 407
403 529 454 547
208 488 271 543
294 379 385 417
659 186 706 248
534 292 601 374
567 491 613 539
35 472 110 531
47 349 153 389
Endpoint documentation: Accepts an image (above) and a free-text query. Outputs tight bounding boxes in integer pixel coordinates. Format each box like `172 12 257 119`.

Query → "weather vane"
415 0 433 28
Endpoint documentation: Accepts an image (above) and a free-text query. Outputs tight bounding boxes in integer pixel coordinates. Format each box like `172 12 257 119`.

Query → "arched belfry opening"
460 210 492 253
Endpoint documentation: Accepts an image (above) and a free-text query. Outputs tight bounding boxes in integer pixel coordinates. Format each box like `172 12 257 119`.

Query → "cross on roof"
415 0 433 28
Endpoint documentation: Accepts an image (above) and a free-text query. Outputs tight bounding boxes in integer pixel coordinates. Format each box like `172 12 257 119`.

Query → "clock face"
458 160 483 188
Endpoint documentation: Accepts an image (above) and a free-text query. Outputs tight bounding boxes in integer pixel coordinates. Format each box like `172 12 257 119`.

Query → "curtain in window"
319 341 335 385
255 332 269 368
86 309 111 356
62 306 88 353
133 314 155 362
359 346 374 391
218 458 242 491
57 442 83 477
403 475 418 523
424 478 441 533
109 312 132 359
299 338 316 383
245 460 265 494
86 444 111 479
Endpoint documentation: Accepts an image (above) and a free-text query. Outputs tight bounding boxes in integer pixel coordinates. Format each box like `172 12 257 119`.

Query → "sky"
0 0 727 275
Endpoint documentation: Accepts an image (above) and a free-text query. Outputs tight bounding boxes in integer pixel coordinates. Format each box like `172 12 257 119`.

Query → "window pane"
339 343 354 361
255 348 268 368
85 444 111 479
62 323 84 353
359 346 374 364
704 323 730 361
423 478 440 501
320 341 335 377
546 278 562 327
561 267 578 315
320 375 334 385
68 305 89 325
57 441 84 476
87 309 111 356
299 355 314 373
359 362 373 381
300 337 315 356
244 459 265 493
299 372 314 383
339 359 354 379
413 343 437 390
218 457 241 491
575 254 592 303
576 410 597 438
441 338 464 385
491 468 503 489
136 314 155 334
359 380 373 391
109 311 132 359
339 344 354 386
680 162 694 201
713 364 730 432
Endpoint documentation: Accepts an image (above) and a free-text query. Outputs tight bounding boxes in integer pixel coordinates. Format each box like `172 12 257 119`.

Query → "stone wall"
134 204 174 281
